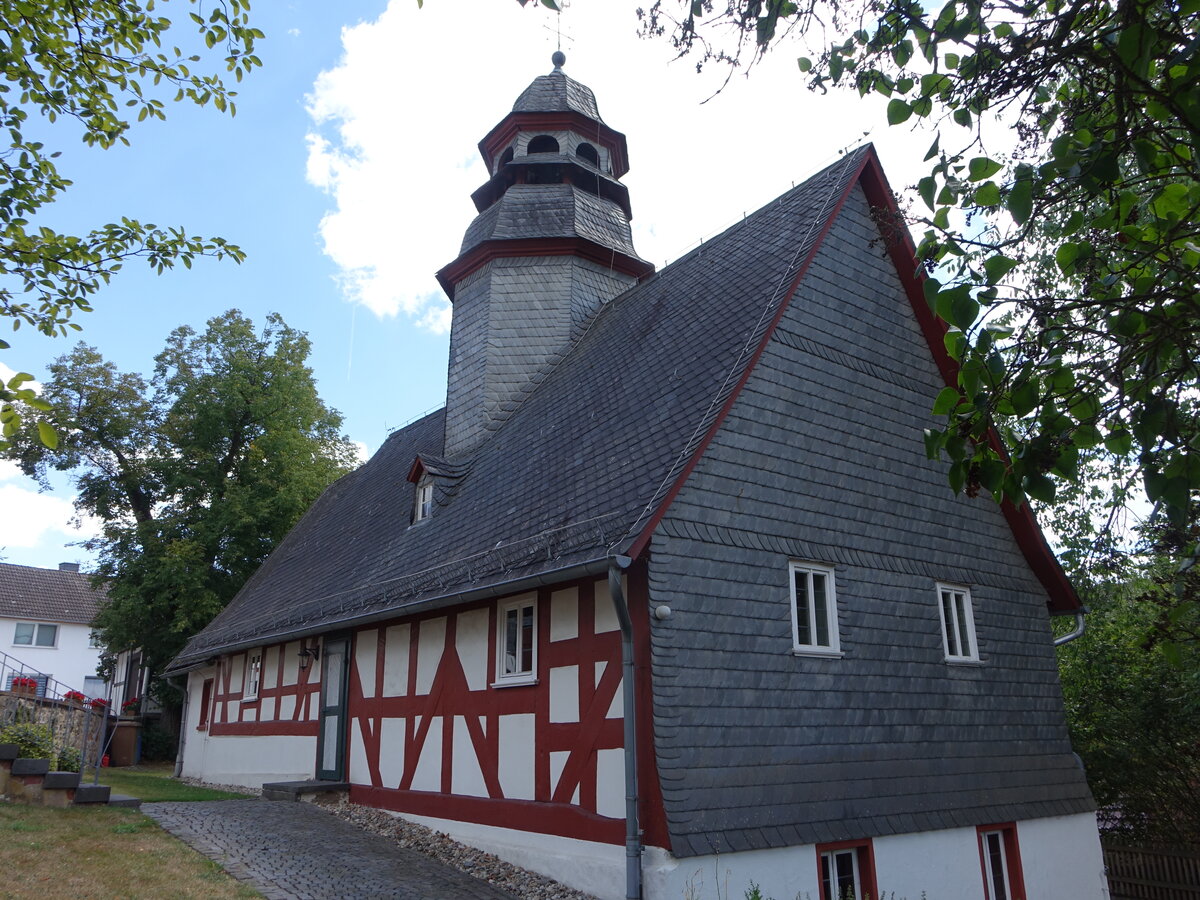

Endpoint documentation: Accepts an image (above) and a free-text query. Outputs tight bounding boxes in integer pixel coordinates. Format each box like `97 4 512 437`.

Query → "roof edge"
164 556 611 674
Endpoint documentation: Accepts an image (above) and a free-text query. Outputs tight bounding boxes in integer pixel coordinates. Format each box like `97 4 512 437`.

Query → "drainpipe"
166 672 190 778
1053 609 1087 647
609 555 642 900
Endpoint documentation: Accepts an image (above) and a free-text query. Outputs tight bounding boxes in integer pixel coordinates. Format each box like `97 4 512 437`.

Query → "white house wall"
2 616 103 694
178 638 322 787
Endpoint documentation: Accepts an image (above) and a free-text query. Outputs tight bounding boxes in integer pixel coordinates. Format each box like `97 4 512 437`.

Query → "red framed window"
977 823 1026 900
816 839 878 900
197 678 214 731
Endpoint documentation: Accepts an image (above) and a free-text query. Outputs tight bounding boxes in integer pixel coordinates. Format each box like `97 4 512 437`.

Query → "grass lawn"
86 762 254 802
0 804 260 899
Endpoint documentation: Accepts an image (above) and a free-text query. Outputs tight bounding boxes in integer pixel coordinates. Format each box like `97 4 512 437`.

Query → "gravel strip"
179 776 596 899
325 798 599 900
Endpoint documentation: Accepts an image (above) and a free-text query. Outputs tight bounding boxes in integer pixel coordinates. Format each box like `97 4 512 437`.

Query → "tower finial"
552 50 566 69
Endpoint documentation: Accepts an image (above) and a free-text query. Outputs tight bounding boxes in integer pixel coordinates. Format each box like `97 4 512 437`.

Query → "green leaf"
797 57 812 72
1023 473 1056 502
983 254 1018 284
887 98 913 124
975 181 1001 207
1104 429 1133 455
918 176 937 211
36 421 58 449
967 156 1003 181
1007 178 1033 225
949 292 980 328
933 386 961 415
1011 380 1039 417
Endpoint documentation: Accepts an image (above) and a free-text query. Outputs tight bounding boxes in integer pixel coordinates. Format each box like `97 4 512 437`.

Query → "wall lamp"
297 644 321 671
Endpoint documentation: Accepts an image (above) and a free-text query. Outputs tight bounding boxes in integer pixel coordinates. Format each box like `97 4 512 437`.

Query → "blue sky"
1 0 942 569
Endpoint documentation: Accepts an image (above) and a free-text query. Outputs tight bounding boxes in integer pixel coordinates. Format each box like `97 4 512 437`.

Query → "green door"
315 635 350 781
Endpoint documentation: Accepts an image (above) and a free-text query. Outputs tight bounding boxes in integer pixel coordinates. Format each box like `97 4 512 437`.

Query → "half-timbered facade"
169 56 1108 900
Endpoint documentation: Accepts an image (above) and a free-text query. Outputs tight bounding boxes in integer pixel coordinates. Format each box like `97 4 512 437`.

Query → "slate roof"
170 148 871 670
0 562 105 626
512 67 602 120
459 183 640 258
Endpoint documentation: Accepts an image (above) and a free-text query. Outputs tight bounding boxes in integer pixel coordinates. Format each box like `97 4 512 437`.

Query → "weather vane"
540 0 573 53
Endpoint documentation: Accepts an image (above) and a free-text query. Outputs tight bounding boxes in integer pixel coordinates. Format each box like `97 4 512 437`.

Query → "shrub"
0 721 54 759
140 724 177 762
56 746 82 773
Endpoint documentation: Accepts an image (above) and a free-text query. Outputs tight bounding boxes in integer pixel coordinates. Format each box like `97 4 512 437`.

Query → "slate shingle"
0 562 105 625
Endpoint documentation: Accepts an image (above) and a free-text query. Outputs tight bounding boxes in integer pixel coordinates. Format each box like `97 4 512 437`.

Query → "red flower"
63 690 86 702
88 697 109 710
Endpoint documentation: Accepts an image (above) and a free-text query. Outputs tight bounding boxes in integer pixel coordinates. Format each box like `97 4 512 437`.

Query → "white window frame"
820 847 862 900
413 477 434 523
937 583 980 662
242 649 263 702
494 596 537 686
789 562 841 657
13 622 58 648
980 829 1013 900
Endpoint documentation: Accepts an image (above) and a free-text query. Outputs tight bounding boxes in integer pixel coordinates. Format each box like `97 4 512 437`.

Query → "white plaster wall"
2 617 103 693
393 811 626 900
1019 812 1110 900
387 809 1105 900
179 669 317 788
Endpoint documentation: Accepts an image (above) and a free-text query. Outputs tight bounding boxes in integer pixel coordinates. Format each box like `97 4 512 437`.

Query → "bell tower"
438 53 653 457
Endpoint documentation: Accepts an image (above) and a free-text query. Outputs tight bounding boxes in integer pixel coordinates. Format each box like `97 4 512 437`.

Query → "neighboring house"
0 561 107 698
166 58 1107 900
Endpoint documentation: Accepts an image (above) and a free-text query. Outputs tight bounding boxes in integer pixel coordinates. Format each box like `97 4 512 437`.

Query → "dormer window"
414 477 434 523
527 134 559 154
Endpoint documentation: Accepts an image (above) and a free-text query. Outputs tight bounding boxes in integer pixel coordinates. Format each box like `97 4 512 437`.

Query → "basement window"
817 839 878 900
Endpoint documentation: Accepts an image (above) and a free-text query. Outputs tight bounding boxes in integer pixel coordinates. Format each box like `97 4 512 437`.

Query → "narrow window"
816 840 877 900
526 134 559 154
413 477 434 523
243 650 262 701
937 583 979 662
790 562 840 655
495 596 537 684
198 678 214 730
575 142 600 166
497 146 514 172
977 824 1025 900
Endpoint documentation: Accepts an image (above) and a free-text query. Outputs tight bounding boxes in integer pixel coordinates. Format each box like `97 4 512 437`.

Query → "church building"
166 56 1107 900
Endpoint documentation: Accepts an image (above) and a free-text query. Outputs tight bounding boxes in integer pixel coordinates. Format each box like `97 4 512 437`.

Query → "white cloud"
305 0 940 333
0 462 94 556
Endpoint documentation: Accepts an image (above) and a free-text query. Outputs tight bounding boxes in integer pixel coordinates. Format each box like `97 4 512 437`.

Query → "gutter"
609 555 642 900
166 557 612 676
1053 609 1087 647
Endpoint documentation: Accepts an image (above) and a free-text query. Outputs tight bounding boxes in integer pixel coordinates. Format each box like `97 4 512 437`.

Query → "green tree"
638 0 1199 587
0 0 262 447
2 310 359 694
1058 572 1200 843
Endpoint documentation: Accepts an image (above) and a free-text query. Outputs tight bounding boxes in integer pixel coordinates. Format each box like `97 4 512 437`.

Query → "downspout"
1053 609 1087 647
609 555 642 900
166 672 190 778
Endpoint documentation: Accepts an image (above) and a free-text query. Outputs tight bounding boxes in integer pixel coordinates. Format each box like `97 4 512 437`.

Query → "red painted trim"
626 152 872 563
976 822 1027 900
437 237 653 301
477 111 630 178
208 639 320 737
815 838 878 900
406 458 426 484
351 784 625 844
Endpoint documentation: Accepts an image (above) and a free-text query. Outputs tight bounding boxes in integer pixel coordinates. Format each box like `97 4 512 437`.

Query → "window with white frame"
495 597 536 684
14 622 58 647
817 840 877 900
413 477 434 523
242 650 262 701
790 562 840 655
937 583 979 662
978 825 1024 900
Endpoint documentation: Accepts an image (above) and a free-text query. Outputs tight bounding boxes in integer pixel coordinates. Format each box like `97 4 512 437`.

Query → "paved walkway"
143 800 519 900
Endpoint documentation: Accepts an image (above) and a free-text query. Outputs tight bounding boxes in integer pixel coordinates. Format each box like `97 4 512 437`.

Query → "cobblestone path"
144 800 520 900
